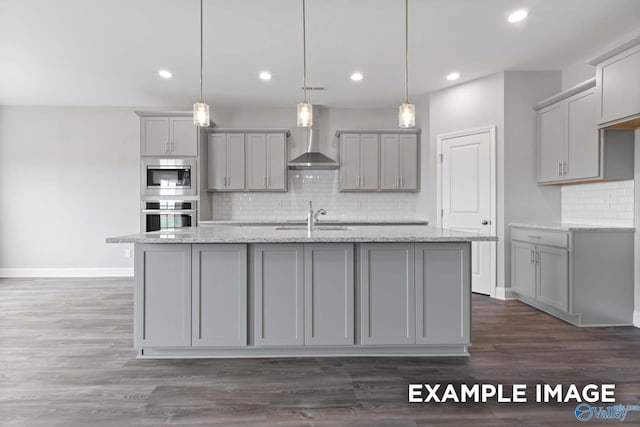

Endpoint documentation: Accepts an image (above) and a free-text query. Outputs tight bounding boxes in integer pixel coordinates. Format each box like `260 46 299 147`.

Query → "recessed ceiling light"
350 72 364 81
158 69 173 79
259 71 272 80
446 72 461 81
507 9 528 23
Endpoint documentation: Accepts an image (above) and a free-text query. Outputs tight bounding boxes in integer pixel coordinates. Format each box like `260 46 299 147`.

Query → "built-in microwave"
141 200 197 232
142 159 197 196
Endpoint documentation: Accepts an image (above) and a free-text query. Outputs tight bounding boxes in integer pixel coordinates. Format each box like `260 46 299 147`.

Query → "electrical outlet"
124 248 132 258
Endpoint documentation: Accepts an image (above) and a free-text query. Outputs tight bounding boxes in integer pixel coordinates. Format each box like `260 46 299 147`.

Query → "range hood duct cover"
288 111 338 170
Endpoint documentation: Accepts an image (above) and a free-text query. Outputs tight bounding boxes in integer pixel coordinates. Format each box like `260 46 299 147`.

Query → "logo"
575 403 640 422
575 403 593 422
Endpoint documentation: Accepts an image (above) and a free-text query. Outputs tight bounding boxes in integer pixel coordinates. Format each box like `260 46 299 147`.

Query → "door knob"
481 220 490 225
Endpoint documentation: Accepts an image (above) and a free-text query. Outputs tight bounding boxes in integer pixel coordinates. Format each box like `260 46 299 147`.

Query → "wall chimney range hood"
288 107 338 170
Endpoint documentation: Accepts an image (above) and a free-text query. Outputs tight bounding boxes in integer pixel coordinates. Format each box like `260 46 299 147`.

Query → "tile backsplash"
211 170 422 221
561 180 634 226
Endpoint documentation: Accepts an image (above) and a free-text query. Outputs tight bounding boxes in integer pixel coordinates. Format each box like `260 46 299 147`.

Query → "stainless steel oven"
141 200 197 232
142 159 197 196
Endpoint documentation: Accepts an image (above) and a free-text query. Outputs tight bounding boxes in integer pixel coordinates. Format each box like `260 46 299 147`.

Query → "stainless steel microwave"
142 159 197 196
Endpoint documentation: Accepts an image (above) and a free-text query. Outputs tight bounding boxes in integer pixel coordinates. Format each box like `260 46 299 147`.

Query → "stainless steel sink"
275 225 351 231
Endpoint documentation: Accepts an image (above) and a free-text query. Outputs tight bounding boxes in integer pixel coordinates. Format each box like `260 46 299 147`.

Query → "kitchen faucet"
307 201 326 231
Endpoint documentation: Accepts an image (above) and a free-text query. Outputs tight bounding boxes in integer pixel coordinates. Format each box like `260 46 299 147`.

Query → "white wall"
0 107 139 275
635 130 640 327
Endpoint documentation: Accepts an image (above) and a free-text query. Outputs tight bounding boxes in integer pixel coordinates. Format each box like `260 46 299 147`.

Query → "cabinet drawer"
511 228 568 248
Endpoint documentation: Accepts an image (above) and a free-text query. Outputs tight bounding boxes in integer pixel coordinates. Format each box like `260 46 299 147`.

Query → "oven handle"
141 209 196 214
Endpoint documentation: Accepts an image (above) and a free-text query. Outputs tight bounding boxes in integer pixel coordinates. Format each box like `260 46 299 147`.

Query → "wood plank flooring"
1 278 639 426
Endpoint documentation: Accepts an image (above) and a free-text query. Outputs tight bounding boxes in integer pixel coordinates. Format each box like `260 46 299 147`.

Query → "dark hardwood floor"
1 278 639 426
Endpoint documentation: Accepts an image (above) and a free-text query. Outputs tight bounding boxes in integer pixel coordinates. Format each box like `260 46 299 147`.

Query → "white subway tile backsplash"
561 180 634 227
211 170 422 221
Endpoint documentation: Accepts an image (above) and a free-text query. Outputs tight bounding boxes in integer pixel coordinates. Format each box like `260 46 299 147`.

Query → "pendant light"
399 0 415 128
193 0 210 127
297 0 312 127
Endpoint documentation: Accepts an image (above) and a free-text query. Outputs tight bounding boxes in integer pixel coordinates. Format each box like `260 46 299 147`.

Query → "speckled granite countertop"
107 225 496 244
198 219 429 226
509 222 635 232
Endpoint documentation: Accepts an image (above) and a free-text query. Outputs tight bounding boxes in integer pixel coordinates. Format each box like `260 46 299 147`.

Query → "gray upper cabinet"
192 244 247 347
246 133 287 191
135 244 191 348
380 134 418 191
304 244 354 346
141 116 198 157
593 41 640 126
535 81 635 185
415 243 470 345
207 133 246 191
337 130 420 192
339 133 379 190
360 243 415 345
253 244 305 346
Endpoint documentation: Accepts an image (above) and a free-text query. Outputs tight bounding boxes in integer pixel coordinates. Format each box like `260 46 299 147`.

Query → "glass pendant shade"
297 102 313 127
193 102 210 127
399 103 415 128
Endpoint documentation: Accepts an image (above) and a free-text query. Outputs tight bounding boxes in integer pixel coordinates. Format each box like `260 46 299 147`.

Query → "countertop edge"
509 223 635 232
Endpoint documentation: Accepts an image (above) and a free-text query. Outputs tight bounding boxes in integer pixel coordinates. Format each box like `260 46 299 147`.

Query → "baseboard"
0 268 134 278
634 310 640 328
494 286 518 300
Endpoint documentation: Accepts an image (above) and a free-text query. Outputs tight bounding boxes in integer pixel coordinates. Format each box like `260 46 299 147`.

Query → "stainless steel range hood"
288 107 338 170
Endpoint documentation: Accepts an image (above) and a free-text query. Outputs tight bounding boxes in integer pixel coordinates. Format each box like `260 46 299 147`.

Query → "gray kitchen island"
107 225 496 358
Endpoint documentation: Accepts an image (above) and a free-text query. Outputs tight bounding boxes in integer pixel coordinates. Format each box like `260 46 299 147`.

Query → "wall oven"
141 200 197 232
142 159 197 197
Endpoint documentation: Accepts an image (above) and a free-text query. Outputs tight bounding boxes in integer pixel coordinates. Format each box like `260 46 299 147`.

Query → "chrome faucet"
307 201 327 231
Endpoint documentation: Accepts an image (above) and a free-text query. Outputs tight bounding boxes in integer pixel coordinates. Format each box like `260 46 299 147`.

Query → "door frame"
436 125 497 297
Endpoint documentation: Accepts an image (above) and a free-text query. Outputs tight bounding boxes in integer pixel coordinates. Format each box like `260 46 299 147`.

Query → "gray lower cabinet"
360 243 415 345
415 243 470 345
510 225 634 326
135 244 191 348
304 244 354 346
192 244 247 347
253 244 305 346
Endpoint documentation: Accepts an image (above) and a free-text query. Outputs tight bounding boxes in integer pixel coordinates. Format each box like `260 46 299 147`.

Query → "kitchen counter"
107 225 496 244
509 222 635 232
198 219 429 226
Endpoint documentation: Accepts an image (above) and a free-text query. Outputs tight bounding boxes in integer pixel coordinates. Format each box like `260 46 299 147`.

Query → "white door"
438 127 496 295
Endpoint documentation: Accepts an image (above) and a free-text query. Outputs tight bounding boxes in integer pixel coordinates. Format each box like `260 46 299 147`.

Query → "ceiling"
1 0 639 107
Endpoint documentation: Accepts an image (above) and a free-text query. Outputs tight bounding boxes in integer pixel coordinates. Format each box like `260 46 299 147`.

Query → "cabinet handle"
358 176 361 187
169 140 173 153
267 176 270 187
400 176 404 188
558 161 562 176
166 142 170 154
563 161 568 176
263 176 267 187
535 251 540 264
530 249 534 264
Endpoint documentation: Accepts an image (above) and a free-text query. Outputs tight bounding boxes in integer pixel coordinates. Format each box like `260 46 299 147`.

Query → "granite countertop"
509 222 635 232
107 225 497 244
199 219 429 226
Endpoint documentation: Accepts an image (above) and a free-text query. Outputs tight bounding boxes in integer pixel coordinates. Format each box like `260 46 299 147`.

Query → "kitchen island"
107 225 496 358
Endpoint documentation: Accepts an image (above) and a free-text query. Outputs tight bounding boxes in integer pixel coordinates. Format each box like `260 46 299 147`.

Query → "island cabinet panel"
135 244 191 348
304 244 354 346
415 244 470 345
254 244 304 346
192 244 247 347
360 244 415 345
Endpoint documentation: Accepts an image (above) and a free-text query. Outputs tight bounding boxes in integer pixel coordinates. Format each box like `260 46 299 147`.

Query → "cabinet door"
360 134 379 190
597 44 640 125
511 241 536 299
339 134 361 190
415 243 470 345
360 243 415 345
169 117 198 156
254 244 304 346
135 244 191 348
192 244 247 347
538 103 564 182
246 133 267 190
304 244 354 346
380 134 400 189
266 133 286 190
226 133 246 190
141 117 169 156
399 134 418 190
566 89 599 180
537 245 569 312
207 134 227 190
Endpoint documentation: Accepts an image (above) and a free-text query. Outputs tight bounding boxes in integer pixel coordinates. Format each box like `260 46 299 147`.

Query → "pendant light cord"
404 0 409 104
302 0 308 103
200 0 204 103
